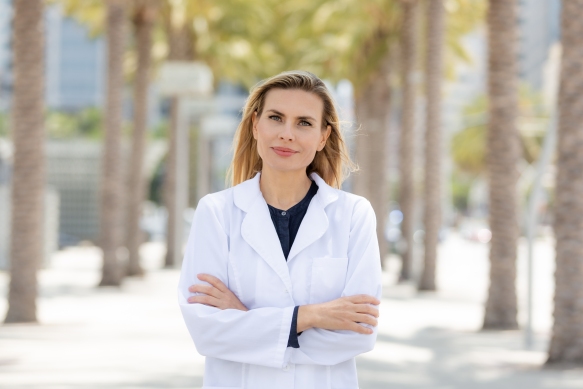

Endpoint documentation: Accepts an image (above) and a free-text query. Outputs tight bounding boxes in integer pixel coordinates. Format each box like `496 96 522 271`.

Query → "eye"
299 120 312 126
268 115 282 122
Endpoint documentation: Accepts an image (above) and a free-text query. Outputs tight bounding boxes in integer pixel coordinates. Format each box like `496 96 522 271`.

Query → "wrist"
297 304 318 332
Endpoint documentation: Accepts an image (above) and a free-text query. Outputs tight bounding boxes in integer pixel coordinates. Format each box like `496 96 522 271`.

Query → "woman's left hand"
188 274 248 311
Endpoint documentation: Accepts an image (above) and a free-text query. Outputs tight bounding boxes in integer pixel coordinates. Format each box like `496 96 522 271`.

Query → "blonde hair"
227 70 356 189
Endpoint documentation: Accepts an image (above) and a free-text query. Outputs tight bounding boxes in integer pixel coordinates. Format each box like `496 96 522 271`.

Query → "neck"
259 166 313 210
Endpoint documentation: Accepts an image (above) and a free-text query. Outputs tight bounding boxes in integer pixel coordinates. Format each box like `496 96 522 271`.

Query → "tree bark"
547 0 583 365
353 54 392 267
4 0 45 323
163 22 195 268
99 1 126 286
398 0 418 282
125 2 155 277
482 0 519 330
419 0 445 291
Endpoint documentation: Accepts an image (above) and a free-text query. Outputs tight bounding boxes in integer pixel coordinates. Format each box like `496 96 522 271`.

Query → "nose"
279 122 294 141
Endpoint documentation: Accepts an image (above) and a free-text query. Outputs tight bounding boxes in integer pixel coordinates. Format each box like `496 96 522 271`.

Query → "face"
252 88 332 174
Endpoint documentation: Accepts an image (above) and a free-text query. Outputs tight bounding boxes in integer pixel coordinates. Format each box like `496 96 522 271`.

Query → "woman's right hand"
297 295 380 334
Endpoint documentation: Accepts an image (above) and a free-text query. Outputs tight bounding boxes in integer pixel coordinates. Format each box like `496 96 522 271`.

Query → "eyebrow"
265 109 317 122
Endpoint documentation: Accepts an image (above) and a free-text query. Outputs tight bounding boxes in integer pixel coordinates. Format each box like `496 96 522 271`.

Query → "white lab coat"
178 171 382 389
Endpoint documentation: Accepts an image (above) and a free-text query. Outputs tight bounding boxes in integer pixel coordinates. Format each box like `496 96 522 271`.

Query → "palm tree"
482 0 519 330
252 0 481 273
55 0 264 269
161 0 196 268
353 53 393 265
418 0 445 291
4 0 45 323
318 1 402 269
99 0 127 286
547 0 583 366
398 0 418 282
125 0 157 277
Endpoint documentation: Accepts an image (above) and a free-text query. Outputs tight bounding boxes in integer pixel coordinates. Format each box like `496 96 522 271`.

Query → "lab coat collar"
233 171 339 292
233 171 338 212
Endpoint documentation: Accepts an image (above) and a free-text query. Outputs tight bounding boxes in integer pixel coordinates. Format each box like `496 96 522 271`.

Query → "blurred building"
195 81 247 200
0 0 12 111
45 6 105 111
0 1 104 111
518 0 562 91
0 1 162 126
0 1 169 251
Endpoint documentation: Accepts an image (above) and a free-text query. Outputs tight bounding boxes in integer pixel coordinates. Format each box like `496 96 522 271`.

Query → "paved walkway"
1 235 582 388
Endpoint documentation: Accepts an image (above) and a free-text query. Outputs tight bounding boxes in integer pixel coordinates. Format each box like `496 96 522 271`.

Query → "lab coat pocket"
309 257 349 304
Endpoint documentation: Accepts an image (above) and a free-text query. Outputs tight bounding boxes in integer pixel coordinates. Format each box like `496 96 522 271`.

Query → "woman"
178 70 382 389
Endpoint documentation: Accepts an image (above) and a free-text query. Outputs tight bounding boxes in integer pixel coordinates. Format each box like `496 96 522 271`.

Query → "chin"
263 160 306 174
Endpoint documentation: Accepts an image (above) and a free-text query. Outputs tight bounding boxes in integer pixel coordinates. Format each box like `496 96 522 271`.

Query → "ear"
252 111 258 139
318 124 332 151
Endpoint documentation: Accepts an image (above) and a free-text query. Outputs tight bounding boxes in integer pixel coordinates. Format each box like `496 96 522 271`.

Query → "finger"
349 312 378 327
189 284 222 299
347 322 374 335
358 314 378 327
187 294 222 308
346 294 380 305
197 274 228 293
354 304 380 318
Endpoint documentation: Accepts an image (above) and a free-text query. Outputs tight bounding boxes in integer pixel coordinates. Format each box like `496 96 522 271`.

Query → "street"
1 234 582 389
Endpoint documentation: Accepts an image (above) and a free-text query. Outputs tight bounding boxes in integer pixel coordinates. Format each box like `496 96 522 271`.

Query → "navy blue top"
266 179 319 348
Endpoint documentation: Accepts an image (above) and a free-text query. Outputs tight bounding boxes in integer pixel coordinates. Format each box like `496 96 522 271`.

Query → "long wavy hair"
226 70 356 188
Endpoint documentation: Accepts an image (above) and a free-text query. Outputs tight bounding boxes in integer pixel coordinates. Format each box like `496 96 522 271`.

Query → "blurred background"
1 0 583 388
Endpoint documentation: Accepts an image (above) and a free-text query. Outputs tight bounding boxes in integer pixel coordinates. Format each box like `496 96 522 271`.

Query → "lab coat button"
283 365 289 371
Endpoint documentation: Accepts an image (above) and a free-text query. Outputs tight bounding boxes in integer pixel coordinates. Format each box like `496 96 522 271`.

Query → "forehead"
263 88 323 120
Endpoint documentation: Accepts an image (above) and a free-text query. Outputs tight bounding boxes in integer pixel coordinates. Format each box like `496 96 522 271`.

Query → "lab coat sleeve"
288 198 383 366
178 195 295 369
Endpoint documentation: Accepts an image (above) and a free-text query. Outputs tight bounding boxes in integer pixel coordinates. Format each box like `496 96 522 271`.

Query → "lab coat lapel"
236 173 293 292
287 172 339 262
233 171 339 290
286 196 327 262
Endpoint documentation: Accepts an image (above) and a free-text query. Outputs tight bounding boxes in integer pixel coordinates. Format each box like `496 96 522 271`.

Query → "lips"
272 147 298 157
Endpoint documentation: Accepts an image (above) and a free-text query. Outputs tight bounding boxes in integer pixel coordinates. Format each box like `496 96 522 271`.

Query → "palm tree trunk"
125 2 156 277
547 0 583 365
4 0 45 323
163 22 195 268
419 0 445 291
353 54 392 267
99 1 126 286
482 0 519 330
398 0 418 282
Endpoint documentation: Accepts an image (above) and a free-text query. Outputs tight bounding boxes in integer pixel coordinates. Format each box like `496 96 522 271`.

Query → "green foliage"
451 94 487 175
156 0 487 95
149 120 169 139
148 154 165 205
46 108 103 139
53 0 488 96
451 85 549 175
47 0 105 37
451 170 474 212
0 112 8 137
444 0 487 76
451 122 486 175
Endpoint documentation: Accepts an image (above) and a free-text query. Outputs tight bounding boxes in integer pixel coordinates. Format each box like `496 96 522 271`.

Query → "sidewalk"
1 235 582 389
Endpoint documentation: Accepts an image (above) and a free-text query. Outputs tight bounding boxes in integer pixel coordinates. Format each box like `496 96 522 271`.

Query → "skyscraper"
518 0 562 91
0 1 106 113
